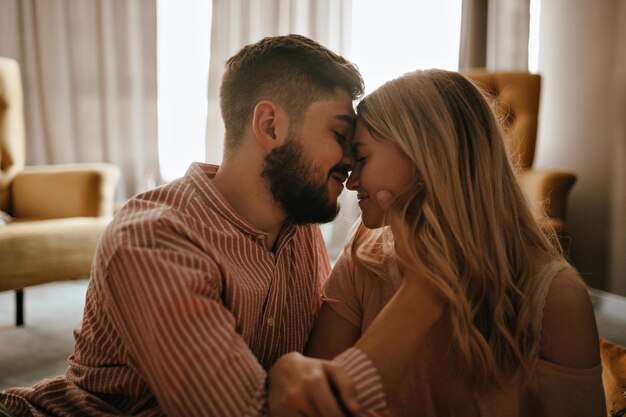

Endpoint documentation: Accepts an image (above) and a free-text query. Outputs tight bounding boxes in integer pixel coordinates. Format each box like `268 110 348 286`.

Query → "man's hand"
268 352 360 417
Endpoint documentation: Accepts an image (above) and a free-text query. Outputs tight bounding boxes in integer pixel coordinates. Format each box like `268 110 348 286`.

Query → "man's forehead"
303 90 355 123
317 89 355 115
307 102 354 122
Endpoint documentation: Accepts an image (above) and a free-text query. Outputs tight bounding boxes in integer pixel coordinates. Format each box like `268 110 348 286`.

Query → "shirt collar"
185 162 298 247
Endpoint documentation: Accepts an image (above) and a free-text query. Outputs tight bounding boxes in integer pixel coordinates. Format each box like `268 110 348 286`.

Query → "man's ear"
252 101 286 151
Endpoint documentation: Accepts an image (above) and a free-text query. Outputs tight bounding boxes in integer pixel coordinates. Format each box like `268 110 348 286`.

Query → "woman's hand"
375 189 417 241
267 352 360 417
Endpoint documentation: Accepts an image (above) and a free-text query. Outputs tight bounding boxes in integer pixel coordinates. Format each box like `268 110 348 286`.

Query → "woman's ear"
252 101 286 152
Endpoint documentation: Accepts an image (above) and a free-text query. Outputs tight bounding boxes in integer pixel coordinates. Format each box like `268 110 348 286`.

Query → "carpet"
0 279 88 390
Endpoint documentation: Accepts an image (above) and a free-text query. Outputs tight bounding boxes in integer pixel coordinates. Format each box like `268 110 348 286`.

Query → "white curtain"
0 0 159 199
459 0 530 71
205 0 356 262
487 0 530 70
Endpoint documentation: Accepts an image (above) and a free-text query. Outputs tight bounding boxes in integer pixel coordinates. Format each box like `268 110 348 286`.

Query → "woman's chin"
361 215 384 230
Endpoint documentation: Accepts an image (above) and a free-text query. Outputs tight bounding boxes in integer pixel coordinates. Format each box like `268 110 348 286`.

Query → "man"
0 35 389 417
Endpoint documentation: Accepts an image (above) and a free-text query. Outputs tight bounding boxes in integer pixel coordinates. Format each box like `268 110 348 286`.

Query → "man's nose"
346 167 359 190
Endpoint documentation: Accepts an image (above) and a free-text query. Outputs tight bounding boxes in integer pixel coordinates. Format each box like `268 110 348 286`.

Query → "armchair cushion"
0 216 112 291
600 338 626 417
0 58 26 190
0 57 26 214
464 71 577 236
0 163 120 293
11 163 120 218
464 71 540 170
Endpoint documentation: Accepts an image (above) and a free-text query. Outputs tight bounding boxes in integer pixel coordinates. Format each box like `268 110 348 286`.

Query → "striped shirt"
0 163 387 417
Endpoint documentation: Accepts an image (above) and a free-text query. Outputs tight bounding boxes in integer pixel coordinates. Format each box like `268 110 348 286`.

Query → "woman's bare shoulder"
540 264 601 368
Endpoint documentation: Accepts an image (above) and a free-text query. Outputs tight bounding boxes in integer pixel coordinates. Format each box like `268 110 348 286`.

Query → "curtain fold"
459 0 488 69
0 0 159 199
459 0 530 71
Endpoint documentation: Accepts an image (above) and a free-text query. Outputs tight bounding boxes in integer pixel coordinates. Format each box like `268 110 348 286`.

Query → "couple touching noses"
0 35 604 417
271 68 605 416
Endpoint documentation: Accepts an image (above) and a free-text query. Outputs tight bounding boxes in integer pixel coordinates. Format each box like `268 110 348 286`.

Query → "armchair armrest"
11 163 120 219
517 168 577 228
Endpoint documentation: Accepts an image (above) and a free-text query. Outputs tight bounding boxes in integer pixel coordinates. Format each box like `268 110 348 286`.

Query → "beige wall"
536 0 626 293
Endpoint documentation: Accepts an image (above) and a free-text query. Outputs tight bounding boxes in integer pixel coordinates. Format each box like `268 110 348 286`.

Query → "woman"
304 69 605 416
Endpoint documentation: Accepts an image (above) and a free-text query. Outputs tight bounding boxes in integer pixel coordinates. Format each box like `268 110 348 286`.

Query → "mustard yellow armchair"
0 57 120 326
464 71 577 238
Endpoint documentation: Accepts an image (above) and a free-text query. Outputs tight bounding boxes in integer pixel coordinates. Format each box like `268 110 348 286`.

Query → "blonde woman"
303 69 605 416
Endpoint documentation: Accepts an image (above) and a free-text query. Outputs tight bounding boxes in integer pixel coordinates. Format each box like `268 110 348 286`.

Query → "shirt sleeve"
322 251 363 327
100 244 269 417
333 348 389 416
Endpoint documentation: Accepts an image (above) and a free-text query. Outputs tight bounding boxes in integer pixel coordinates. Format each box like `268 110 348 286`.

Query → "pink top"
323 252 603 417
0 163 386 417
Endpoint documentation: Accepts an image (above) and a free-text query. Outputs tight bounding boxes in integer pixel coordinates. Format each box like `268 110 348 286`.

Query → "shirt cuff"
333 347 388 416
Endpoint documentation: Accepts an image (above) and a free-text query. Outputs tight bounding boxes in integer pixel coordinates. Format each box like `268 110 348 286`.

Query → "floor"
0 279 88 390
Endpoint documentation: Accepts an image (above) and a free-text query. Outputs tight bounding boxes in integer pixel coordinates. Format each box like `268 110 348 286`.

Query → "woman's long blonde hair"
350 69 561 388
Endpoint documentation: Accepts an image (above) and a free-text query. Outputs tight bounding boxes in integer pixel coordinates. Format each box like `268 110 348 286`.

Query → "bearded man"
0 35 390 417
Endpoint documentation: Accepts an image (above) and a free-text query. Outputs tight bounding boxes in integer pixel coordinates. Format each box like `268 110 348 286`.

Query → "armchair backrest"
0 57 26 213
464 71 541 171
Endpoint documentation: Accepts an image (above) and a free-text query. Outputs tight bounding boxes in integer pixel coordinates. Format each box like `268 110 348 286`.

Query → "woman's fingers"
375 190 394 210
376 189 405 233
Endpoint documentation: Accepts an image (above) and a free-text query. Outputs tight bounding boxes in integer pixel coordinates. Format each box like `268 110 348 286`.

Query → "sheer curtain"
459 0 530 71
156 0 211 182
0 0 159 200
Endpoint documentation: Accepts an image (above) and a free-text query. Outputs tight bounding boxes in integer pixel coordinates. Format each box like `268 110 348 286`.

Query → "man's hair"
219 34 364 150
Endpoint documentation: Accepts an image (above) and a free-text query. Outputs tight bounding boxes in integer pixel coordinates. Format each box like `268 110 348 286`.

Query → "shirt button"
267 317 274 326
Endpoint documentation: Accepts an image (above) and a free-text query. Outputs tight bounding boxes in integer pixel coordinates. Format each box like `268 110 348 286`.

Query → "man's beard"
262 139 343 225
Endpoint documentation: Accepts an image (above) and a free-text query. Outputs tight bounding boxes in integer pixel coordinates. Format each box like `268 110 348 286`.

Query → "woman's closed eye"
351 140 367 164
